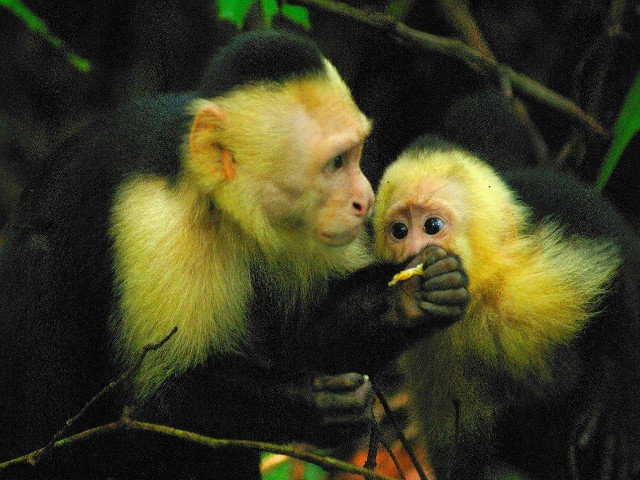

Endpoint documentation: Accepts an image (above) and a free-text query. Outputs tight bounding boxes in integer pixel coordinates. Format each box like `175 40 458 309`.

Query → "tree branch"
0 324 395 479
292 0 609 138
0 417 398 480
556 0 628 167
435 0 549 164
372 382 428 480
31 326 178 464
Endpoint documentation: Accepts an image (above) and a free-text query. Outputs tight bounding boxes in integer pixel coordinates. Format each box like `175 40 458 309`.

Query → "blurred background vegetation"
1 0 640 244
1 1 639 477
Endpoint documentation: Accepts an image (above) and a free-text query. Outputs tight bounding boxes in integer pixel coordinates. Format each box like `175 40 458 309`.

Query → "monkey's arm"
136 356 373 447
135 246 467 446
299 245 469 374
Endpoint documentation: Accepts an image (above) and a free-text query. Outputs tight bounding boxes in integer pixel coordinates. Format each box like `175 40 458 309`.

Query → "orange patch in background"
330 440 434 480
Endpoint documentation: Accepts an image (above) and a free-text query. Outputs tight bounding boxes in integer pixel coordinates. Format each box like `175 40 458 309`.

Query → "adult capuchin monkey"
372 136 640 479
0 33 469 480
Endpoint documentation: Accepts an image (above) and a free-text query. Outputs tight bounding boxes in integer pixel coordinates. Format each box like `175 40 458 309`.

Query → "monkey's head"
373 141 529 273
185 31 374 252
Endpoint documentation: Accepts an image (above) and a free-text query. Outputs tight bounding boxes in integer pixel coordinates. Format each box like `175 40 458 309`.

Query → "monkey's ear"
189 101 235 182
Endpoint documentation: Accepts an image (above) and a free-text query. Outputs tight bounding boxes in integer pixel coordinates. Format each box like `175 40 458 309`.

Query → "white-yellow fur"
374 146 622 449
110 60 372 400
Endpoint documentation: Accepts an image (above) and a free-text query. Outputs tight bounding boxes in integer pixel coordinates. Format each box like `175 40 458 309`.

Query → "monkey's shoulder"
70 93 195 179
9 94 195 225
504 168 637 242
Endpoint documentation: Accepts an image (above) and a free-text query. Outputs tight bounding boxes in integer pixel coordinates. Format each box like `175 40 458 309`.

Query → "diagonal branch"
292 0 608 138
372 382 429 480
0 417 398 480
436 0 549 164
31 326 179 465
0 326 395 480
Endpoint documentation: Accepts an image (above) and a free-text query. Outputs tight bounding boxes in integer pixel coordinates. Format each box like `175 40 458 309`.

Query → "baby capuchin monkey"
0 34 469 480
373 136 640 479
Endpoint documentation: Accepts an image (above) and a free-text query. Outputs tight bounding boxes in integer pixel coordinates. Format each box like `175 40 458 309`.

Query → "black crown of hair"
198 30 326 98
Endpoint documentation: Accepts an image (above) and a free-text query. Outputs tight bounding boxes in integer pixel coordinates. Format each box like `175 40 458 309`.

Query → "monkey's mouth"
319 226 362 246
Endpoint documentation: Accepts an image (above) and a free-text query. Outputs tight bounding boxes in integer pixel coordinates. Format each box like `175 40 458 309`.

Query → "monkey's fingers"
418 298 466 319
421 253 465 275
422 271 469 292
421 288 470 306
411 245 448 268
320 409 372 426
313 383 373 412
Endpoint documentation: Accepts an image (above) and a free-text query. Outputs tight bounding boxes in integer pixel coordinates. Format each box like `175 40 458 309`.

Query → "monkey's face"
374 147 525 280
378 178 463 263
188 70 373 249
260 97 374 247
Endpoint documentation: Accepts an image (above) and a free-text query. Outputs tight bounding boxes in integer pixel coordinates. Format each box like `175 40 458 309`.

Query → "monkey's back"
497 168 640 478
0 94 194 471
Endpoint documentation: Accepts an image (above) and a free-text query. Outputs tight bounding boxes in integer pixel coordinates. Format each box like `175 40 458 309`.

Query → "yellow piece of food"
388 263 424 286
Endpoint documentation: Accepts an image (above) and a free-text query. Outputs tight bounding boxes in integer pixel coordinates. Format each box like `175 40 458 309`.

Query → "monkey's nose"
352 200 367 216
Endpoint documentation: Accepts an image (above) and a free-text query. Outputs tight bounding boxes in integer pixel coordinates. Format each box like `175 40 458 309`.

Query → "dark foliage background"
1 0 639 243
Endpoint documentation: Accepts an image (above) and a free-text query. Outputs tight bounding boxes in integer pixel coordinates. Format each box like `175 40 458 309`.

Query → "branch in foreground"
31 326 179 465
292 0 608 138
0 417 397 480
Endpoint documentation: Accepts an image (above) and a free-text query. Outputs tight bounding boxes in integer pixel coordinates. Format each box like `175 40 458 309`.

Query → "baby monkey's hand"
391 245 469 329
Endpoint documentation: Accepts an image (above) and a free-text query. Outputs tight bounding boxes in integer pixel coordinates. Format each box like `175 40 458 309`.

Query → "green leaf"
217 0 257 28
261 458 326 480
1 0 48 33
596 71 640 192
281 3 311 30
260 0 279 28
216 0 311 30
68 54 91 73
2 0 91 72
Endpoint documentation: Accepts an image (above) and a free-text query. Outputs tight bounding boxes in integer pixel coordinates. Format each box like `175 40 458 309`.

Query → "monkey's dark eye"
326 154 345 173
390 222 409 240
424 217 444 235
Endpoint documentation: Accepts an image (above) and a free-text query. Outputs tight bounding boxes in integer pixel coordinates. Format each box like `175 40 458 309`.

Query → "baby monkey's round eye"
424 217 444 235
391 222 409 240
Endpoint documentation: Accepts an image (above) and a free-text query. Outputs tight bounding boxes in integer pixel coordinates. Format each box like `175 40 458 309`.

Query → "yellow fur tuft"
379 146 622 443
110 175 371 400
110 177 253 399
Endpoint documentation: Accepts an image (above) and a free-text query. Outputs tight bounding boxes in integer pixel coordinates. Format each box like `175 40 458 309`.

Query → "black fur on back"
198 30 325 98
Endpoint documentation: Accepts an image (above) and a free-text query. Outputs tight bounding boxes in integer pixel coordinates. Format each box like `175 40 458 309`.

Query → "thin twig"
376 425 407 480
372 382 429 480
365 400 407 480
292 0 608 138
365 403 380 472
1 322 396 480
128 419 397 480
1 417 398 480
31 326 179 464
556 0 627 168
436 0 496 61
